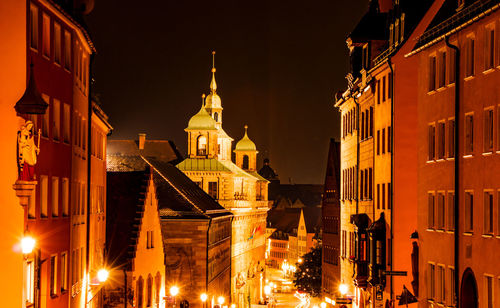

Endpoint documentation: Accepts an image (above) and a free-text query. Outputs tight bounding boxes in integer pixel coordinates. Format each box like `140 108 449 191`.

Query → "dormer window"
197 135 207 156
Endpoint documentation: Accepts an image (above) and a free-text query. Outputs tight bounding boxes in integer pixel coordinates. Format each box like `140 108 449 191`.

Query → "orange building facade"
408 0 500 307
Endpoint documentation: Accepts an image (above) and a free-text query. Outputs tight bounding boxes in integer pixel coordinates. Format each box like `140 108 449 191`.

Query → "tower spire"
201 93 206 107
210 51 217 92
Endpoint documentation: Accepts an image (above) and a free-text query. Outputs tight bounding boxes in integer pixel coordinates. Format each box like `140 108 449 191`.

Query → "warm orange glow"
21 236 36 254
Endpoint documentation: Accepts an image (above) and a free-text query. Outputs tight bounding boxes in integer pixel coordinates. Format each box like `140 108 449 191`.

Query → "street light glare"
200 293 208 302
320 302 327 308
97 269 109 282
339 283 348 295
170 286 179 296
217 296 225 305
21 236 36 254
264 285 271 295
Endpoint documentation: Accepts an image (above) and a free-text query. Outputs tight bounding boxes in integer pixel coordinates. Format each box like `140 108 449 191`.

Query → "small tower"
204 51 223 128
185 94 218 158
234 125 258 171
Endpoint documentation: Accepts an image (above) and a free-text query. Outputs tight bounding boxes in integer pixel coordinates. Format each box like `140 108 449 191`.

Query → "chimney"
138 133 146 150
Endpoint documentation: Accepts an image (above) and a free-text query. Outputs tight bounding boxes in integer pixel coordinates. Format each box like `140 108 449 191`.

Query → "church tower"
234 125 258 171
185 94 219 158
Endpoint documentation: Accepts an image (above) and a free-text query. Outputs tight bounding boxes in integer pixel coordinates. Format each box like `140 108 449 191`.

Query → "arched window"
214 112 219 122
155 272 162 307
147 275 153 307
197 135 207 156
242 155 249 170
137 276 144 308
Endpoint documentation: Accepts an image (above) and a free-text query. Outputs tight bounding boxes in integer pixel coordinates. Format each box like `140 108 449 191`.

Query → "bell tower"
204 51 223 129
234 125 258 171
185 94 219 158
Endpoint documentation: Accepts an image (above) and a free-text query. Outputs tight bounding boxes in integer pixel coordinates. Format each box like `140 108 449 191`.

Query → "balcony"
353 260 369 288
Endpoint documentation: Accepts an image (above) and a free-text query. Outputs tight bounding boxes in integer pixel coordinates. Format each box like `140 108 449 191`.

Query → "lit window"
26 260 35 304
51 177 59 217
197 135 207 156
465 114 474 155
29 4 39 50
465 191 474 232
484 109 494 153
54 22 61 64
42 13 50 58
484 191 494 235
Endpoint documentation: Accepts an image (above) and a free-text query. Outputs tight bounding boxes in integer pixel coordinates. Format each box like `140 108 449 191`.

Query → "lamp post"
201 293 208 308
170 286 179 308
339 283 348 296
217 296 225 307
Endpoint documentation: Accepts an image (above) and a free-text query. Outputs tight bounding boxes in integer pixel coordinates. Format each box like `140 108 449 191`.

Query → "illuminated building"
335 0 437 307
107 134 233 308
321 139 341 299
177 54 269 307
407 0 500 307
2 0 112 307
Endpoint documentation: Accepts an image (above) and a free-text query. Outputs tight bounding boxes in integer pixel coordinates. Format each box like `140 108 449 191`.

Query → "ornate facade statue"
17 120 40 181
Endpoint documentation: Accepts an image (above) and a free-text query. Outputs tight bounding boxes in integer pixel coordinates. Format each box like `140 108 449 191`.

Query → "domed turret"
204 51 223 127
234 125 258 171
235 125 257 152
186 94 217 131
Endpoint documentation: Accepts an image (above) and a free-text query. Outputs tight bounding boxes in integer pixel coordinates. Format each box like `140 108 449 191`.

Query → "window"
40 175 48 217
360 170 364 199
29 4 39 50
429 56 436 91
208 181 218 199
484 191 494 235
438 51 446 88
147 275 153 307
484 109 494 152
82 54 88 91
437 193 445 230
137 276 144 308
465 191 474 232
498 191 500 236
438 122 445 159
382 76 386 101
50 255 57 296
465 37 475 77
368 168 373 199
447 192 455 231
449 46 456 84
428 193 435 229
64 30 71 70
465 114 474 155
377 130 380 155
377 80 381 104
387 126 392 153
242 155 249 170
382 183 386 209
28 186 36 219
26 260 35 304
42 13 50 58
51 177 59 217
428 124 435 160
54 22 61 64
197 135 207 156
428 263 435 301
485 27 495 70
449 267 456 306
63 103 70 143
361 112 365 140
382 128 386 154
388 183 392 209
448 119 455 158
52 99 60 141
438 265 445 303
369 107 374 137
485 275 493 308
42 95 50 137
60 252 67 292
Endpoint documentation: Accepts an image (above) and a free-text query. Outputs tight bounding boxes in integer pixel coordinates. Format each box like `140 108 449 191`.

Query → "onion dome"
186 94 217 130
235 125 257 152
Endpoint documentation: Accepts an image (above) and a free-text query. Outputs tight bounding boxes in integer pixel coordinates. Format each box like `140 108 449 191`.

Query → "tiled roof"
177 158 267 182
269 184 324 207
107 139 182 172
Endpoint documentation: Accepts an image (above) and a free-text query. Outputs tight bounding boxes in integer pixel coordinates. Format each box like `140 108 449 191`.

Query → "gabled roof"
269 184 324 207
106 169 150 270
107 139 183 172
348 10 388 43
267 206 322 235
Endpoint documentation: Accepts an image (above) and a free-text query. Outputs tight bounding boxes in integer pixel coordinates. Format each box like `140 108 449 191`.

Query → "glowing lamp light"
170 286 179 297
264 285 271 295
320 302 327 308
97 269 109 283
313 305 319 308
339 283 348 295
231 304 236 308
217 296 225 305
21 236 36 254
297 258 303 263
200 293 208 302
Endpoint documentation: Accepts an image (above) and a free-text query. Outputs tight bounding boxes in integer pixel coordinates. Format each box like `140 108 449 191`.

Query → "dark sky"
86 0 367 184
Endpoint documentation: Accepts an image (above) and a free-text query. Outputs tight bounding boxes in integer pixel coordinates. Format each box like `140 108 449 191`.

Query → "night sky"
86 0 367 184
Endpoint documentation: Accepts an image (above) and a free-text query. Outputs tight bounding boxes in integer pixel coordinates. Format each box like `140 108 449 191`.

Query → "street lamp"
264 285 271 296
339 283 348 296
21 236 36 254
217 296 225 306
200 293 208 308
170 286 179 308
97 269 109 283
320 302 327 308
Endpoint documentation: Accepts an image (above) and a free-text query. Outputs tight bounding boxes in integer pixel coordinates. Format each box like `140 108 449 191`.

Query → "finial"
244 125 248 135
201 94 206 107
210 51 217 92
